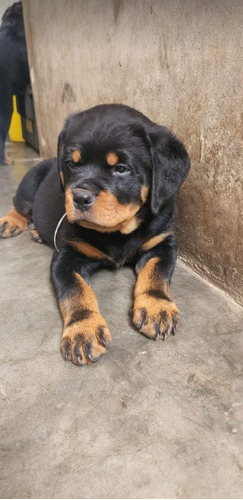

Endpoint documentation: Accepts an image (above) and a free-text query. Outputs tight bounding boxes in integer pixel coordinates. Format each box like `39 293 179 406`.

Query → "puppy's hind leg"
0 87 13 166
0 159 51 238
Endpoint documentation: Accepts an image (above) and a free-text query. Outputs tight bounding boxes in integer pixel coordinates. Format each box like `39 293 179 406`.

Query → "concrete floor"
0 142 243 499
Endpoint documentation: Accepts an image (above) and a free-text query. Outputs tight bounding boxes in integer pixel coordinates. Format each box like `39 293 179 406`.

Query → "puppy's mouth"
65 187 141 234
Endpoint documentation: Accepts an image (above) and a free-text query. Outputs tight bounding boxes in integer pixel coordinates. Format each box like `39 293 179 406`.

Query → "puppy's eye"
113 164 130 175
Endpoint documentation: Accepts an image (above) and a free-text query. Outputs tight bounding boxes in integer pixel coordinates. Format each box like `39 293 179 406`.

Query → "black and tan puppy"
0 104 190 365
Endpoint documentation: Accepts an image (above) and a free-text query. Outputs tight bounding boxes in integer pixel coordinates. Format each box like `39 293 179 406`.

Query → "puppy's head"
58 104 190 233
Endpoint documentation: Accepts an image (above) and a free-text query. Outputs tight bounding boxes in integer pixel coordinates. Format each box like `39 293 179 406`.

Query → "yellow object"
9 96 25 142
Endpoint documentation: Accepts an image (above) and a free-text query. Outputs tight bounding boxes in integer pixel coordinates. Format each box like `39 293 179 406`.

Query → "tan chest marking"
141 232 172 251
70 240 110 260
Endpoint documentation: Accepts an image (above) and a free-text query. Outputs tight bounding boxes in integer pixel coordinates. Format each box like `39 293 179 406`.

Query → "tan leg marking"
0 207 29 238
60 273 112 365
133 257 179 340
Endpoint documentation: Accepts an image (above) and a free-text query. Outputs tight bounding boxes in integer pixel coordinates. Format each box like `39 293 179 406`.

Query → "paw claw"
97 327 111 347
10 226 18 237
163 326 169 341
77 355 83 365
171 326 176 336
61 337 71 361
84 342 98 362
153 324 161 341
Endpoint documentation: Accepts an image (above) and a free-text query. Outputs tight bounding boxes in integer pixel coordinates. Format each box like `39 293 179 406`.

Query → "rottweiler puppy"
0 1 30 165
0 104 190 365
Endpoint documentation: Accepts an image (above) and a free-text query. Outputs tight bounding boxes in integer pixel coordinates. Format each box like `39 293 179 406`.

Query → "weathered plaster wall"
22 0 243 303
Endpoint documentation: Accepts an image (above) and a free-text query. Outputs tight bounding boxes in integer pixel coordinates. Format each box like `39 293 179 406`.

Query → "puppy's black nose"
72 188 96 210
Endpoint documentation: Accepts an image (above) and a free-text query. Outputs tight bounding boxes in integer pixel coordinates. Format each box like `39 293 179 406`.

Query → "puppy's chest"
104 237 140 267
70 232 140 267
63 216 171 267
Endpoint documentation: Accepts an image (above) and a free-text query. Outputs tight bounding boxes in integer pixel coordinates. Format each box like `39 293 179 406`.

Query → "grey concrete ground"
0 142 243 499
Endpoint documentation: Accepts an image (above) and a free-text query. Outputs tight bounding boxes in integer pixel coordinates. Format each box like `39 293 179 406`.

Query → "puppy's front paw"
0 208 28 238
61 312 112 365
133 293 179 340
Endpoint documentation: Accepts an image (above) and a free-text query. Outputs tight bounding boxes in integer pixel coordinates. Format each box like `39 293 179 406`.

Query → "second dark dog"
0 1 30 165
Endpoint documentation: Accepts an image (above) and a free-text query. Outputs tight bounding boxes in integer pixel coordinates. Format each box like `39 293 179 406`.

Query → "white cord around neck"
54 213 67 252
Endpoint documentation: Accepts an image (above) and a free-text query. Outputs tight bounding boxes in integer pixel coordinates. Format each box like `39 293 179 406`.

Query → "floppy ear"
57 113 77 190
148 127 191 215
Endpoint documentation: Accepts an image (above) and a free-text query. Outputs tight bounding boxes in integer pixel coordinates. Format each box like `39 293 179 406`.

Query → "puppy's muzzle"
72 188 96 211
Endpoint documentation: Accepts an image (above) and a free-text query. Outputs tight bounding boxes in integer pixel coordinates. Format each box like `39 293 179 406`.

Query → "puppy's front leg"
51 251 112 365
133 235 179 340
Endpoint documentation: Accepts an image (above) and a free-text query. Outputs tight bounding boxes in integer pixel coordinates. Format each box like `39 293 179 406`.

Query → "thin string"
53 213 67 252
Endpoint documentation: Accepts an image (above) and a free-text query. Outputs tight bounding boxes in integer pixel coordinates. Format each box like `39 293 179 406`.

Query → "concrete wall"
22 0 243 304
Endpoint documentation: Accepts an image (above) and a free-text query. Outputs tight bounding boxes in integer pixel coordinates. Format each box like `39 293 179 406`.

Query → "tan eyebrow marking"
72 149 81 163
106 152 119 166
